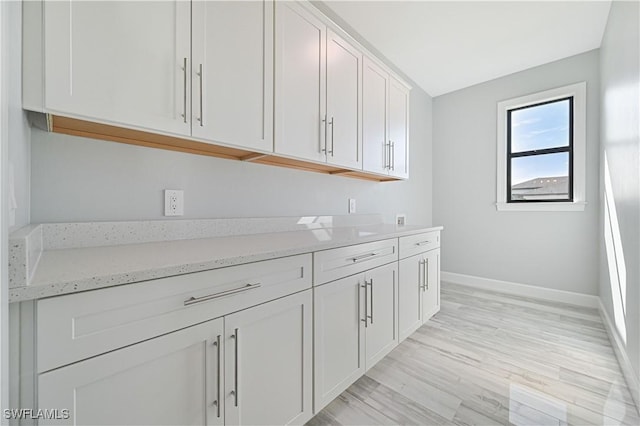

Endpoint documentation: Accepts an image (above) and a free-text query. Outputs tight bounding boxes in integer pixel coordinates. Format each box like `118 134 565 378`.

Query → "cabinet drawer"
399 231 440 259
314 239 397 285
37 254 311 373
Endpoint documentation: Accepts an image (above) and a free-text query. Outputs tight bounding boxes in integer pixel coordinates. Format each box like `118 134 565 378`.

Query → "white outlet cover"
348 198 356 214
396 214 407 226
164 190 184 216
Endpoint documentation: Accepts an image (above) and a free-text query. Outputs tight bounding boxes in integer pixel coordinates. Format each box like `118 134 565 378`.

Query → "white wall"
30 84 432 225
433 50 600 295
599 0 640 404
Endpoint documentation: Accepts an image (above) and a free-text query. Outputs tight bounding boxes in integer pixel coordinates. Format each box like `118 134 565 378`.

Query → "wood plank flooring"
307 282 640 425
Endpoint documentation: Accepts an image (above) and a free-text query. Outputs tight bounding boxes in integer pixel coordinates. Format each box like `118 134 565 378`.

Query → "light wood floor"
308 282 640 425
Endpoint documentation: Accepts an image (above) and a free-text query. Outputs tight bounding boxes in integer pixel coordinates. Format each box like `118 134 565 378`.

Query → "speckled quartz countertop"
9 217 442 303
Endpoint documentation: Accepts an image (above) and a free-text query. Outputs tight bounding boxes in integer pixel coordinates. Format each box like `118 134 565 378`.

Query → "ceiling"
323 1 612 97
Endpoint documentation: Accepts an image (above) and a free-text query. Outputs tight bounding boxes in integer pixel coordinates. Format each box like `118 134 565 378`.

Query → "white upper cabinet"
191 1 273 152
362 57 411 178
388 76 410 178
362 58 389 175
34 1 274 151
25 0 409 180
274 2 326 162
326 29 362 169
275 3 362 168
43 1 191 136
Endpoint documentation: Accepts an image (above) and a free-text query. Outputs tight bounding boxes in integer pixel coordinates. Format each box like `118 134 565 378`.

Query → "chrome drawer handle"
361 282 368 328
425 258 429 290
415 241 431 246
212 334 221 417
367 278 374 325
197 63 204 126
181 57 188 123
231 328 239 407
350 252 379 263
184 283 262 306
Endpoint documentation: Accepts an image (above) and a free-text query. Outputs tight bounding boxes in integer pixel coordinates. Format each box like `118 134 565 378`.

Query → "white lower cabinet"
313 261 397 412
398 246 441 342
398 253 423 341
39 318 224 426
313 274 365 412
38 290 313 426
422 248 441 322
364 262 398 367
27 232 443 425
224 290 312 426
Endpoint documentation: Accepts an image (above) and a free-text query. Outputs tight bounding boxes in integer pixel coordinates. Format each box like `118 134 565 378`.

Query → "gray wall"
599 0 640 402
30 87 433 225
4 0 31 411
8 0 30 232
433 50 600 295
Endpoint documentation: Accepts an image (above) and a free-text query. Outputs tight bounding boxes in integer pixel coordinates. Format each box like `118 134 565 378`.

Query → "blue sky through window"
510 99 570 185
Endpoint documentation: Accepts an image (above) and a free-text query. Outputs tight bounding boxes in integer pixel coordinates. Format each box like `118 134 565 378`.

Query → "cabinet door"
224 290 312 426
191 1 273 152
274 2 326 162
389 76 410 178
398 254 423 342
326 29 361 169
38 319 224 426
44 1 191 136
313 275 365 412
362 57 389 174
423 248 441 321
364 262 398 369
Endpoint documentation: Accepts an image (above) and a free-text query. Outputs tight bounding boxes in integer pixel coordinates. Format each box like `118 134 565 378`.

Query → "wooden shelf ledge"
49 115 401 183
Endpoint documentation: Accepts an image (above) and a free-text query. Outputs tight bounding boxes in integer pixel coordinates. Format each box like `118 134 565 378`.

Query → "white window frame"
496 82 587 211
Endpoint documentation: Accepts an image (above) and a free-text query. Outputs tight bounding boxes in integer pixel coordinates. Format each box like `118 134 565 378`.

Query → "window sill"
496 202 586 212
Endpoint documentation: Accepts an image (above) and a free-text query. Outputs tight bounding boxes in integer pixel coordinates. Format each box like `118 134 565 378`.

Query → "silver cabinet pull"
184 283 262 306
425 258 429 290
367 279 374 325
197 63 204 126
387 141 392 170
181 57 188 123
321 115 327 153
350 252 378 263
328 116 334 156
390 141 395 171
361 282 368 328
383 141 388 169
415 240 431 246
418 259 424 291
212 335 221 417
230 328 239 407
437 254 440 305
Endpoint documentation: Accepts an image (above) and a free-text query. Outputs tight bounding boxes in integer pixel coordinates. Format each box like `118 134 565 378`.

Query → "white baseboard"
441 271 600 308
598 299 640 412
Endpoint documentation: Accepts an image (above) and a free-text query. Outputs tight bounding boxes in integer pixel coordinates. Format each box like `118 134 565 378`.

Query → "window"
496 82 586 211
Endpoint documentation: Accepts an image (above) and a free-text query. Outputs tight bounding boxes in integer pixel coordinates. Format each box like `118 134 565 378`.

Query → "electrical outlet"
396 214 406 226
164 190 184 216
348 198 356 214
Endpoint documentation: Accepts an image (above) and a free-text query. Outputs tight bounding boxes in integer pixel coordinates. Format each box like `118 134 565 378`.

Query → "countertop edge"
9 225 443 303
